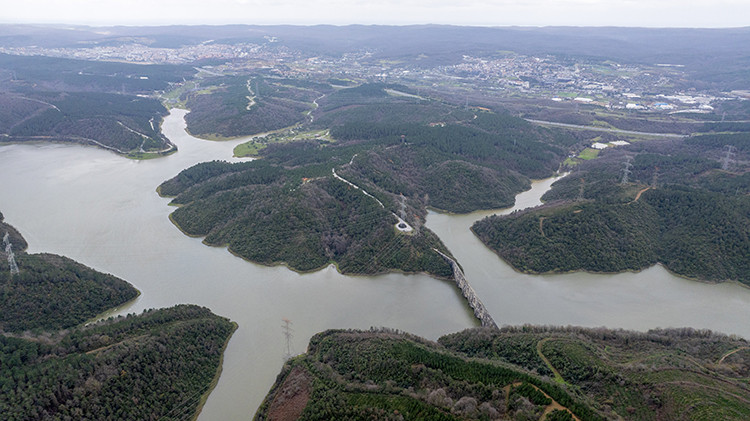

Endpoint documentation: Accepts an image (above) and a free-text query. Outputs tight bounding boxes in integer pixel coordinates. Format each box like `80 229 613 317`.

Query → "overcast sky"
2 0 749 28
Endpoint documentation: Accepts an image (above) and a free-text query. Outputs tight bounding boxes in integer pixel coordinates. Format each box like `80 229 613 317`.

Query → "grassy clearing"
162 80 197 108
233 141 264 157
233 129 332 158
563 157 579 167
578 148 601 160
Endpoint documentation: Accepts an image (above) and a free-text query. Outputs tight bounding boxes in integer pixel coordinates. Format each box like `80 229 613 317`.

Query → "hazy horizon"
2 0 749 29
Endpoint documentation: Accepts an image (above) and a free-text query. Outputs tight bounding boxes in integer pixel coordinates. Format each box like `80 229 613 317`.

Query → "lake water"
2 109 750 419
426 177 750 337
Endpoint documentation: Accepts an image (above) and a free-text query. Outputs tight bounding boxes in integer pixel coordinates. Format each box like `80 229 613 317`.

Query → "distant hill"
0 54 193 157
3 24 749 88
255 326 750 420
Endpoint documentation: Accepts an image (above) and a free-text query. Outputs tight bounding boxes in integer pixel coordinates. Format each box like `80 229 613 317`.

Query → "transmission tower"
3 232 19 276
721 145 736 171
621 156 633 184
282 318 294 362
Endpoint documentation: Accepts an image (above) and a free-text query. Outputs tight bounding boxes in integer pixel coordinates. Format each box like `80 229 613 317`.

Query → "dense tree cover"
1 91 171 154
440 326 750 420
254 328 603 421
0 305 235 421
330 112 565 180
476 136 750 284
0 53 193 94
315 83 390 112
686 132 750 153
165 170 452 276
0 95 49 134
0 253 139 332
338 147 530 213
0 216 138 332
184 76 332 138
162 85 573 274
0 54 185 156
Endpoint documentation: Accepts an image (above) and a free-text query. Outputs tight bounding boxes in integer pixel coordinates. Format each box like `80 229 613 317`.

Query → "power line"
3 232 19 276
282 318 294 361
621 155 633 184
721 145 736 171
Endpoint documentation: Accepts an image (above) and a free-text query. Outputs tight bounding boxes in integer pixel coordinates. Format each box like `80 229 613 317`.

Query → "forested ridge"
473 133 750 284
0 305 236 421
256 326 750 420
0 54 187 157
161 83 573 275
0 213 237 420
184 76 333 139
0 214 138 332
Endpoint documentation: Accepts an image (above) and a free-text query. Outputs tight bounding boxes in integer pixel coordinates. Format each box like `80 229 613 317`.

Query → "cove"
0 110 476 420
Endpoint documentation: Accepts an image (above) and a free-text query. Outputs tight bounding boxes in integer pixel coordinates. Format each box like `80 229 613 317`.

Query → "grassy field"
233 129 332 157
577 147 601 160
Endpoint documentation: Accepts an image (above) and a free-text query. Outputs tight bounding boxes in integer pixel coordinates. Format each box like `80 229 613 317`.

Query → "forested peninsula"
0 213 138 331
473 133 750 284
160 83 574 276
0 54 192 158
255 326 750 420
0 213 236 420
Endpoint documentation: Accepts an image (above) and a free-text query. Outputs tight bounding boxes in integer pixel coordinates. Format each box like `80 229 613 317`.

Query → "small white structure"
591 142 609 150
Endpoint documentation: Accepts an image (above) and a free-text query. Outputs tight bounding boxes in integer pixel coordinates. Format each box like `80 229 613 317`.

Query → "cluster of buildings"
2 41 743 115
0 42 289 64
433 54 733 114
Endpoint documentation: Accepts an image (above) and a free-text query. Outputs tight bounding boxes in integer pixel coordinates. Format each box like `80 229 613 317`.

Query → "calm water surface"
0 110 475 420
2 110 750 420
426 176 750 337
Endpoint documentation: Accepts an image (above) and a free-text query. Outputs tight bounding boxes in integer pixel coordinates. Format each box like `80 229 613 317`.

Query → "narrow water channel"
426 176 750 339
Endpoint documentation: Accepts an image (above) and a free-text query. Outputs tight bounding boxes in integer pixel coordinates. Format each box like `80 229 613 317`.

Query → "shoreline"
470 222 749 288
191 321 239 421
166 205 456 281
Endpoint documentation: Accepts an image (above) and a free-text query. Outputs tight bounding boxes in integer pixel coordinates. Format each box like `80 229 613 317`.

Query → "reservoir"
426 178 750 337
2 109 750 419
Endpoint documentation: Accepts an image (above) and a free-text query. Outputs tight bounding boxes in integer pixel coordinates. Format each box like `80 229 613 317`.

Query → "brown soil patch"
267 366 313 421
630 187 651 204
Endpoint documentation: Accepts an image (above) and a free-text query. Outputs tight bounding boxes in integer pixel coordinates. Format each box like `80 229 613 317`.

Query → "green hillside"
0 214 138 332
0 305 235 421
256 327 750 420
473 134 750 284
160 84 571 275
